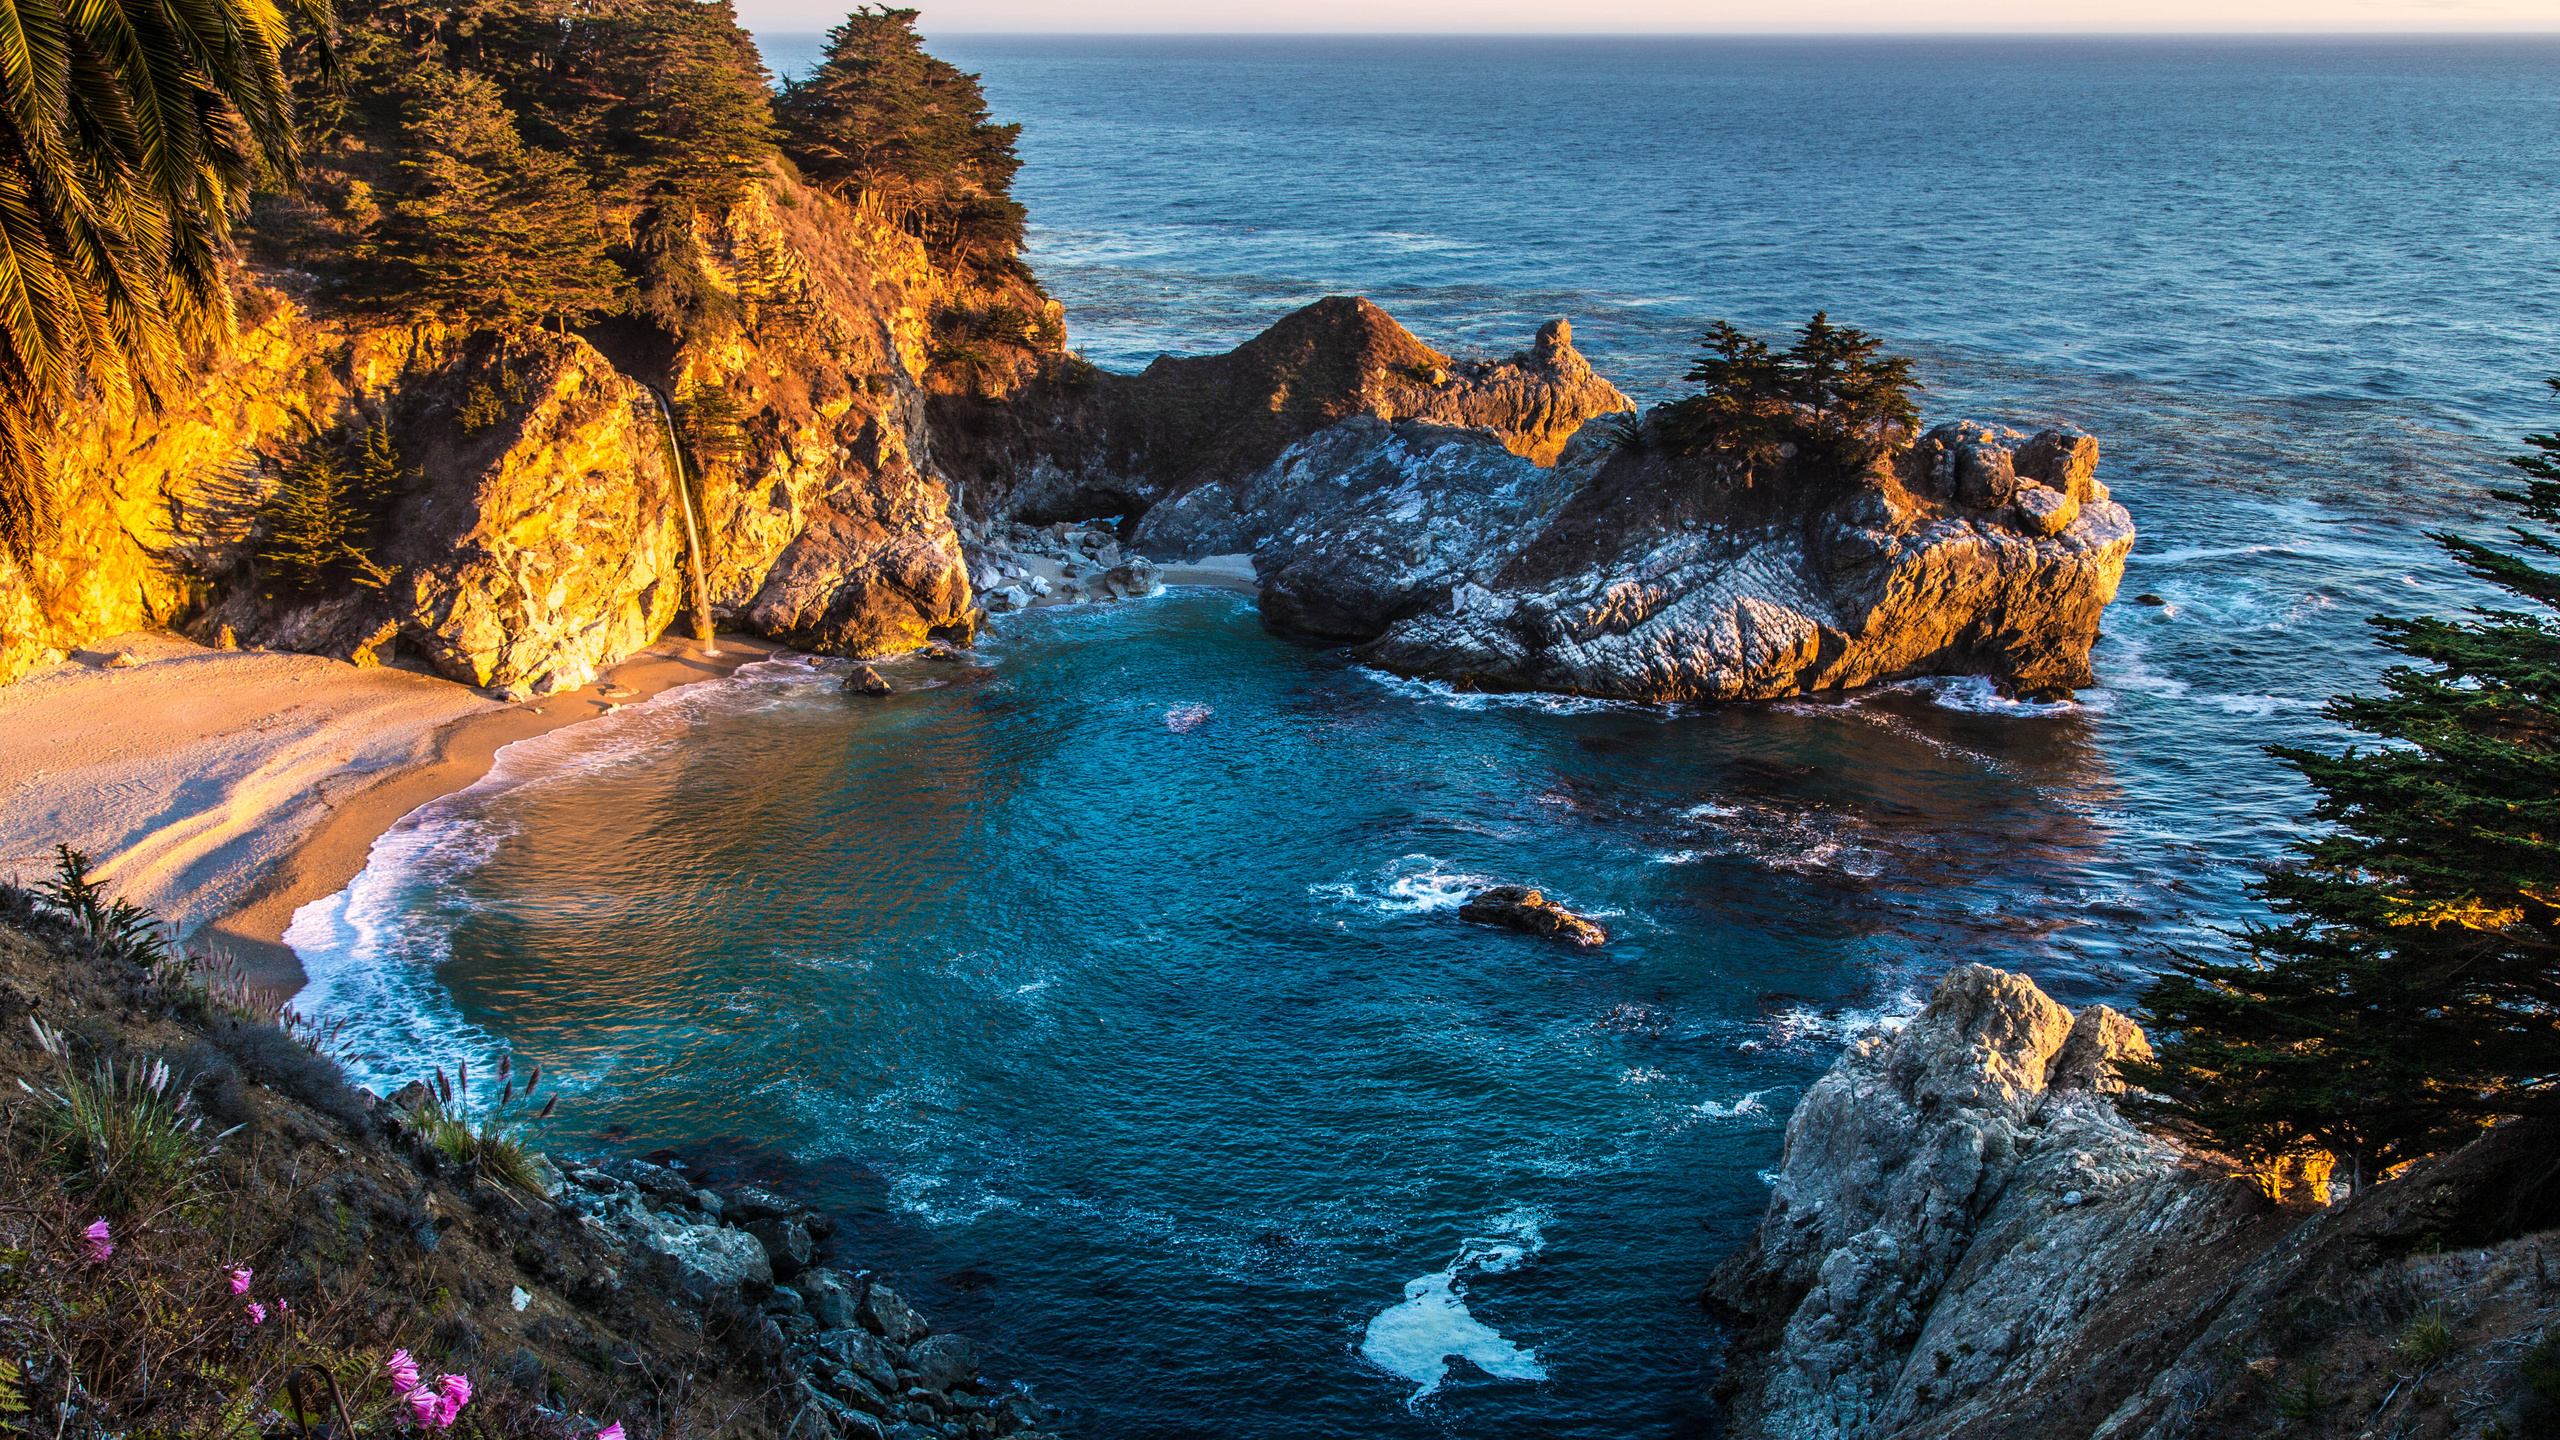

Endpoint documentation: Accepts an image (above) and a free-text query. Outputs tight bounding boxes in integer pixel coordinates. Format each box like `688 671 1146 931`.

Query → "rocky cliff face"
1137 413 2135 701
1711 965 2560 1440
0 165 996 691
928 298 1634 525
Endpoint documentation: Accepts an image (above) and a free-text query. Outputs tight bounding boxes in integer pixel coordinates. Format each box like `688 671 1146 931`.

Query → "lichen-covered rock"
1455 885 1609 947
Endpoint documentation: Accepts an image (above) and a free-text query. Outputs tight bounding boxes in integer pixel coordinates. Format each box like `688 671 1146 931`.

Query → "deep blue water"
296 36 2557 1439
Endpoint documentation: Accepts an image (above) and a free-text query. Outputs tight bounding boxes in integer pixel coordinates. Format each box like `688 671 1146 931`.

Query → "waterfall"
644 385 718 654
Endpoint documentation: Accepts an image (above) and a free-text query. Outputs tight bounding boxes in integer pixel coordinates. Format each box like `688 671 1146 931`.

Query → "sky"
736 0 2560 34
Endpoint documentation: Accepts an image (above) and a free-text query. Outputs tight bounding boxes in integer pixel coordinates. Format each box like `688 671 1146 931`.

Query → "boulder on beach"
1456 886 1608 947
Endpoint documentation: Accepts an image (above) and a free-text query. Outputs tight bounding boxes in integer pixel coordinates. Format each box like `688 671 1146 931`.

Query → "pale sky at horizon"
737 0 2560 36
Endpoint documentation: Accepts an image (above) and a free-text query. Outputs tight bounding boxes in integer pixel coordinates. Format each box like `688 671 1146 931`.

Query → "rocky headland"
1711 964 2560 1440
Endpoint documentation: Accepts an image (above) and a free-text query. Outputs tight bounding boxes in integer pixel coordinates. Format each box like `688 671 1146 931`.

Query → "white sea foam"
1350 666 1651 716
1900 675 2084 717
1745 986 1924 1054
1360 1207 1551 1406
1695 1089 1774 1120
1312 854 1495 916
284 660 833 1090
1163 703 1212 733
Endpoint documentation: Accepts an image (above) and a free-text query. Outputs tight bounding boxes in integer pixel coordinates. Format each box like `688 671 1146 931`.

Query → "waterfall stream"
645 385 717 652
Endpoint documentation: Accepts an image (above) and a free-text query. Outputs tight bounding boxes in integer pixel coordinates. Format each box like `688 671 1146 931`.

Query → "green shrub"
24 1019 218 1214
37 845 167 965
2397 1307 2453 1369
2271 1361 2336 1419
2522 1330 2560 1402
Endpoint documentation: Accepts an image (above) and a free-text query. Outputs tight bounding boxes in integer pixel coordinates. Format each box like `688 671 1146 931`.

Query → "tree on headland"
773 6 1027 272
1646 313 1919 484
0 0 331 565
366 69 625 328
2128 383 2560 1190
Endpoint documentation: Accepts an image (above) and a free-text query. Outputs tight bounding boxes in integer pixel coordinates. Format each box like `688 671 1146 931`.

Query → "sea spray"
1360 1208 1552 1406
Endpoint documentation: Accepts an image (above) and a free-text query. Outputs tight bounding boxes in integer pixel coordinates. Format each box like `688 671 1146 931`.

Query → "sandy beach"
0 631 777 993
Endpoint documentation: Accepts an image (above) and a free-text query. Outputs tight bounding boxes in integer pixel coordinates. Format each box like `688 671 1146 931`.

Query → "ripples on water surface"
292 36 2560 1438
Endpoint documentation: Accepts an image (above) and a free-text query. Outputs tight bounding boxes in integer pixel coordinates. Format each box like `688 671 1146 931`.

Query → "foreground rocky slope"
1139 416 2135 701
1711 965 2560 1440
0 883 1053 1439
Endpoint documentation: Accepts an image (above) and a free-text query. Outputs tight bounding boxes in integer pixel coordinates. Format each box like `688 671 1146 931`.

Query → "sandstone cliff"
0 164 1004 691
1711 965 2560 1440
1136 414 2135 701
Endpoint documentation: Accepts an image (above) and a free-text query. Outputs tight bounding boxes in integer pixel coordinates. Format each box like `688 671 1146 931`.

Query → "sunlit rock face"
930 296 1636 526
2 166 997 688
1136 407 2133 702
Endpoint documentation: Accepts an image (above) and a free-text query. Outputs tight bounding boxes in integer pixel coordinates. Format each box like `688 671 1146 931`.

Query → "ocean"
289 36 2559 1438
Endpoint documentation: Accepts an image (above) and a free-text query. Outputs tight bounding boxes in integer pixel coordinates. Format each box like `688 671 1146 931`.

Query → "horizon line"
745 26 2560 38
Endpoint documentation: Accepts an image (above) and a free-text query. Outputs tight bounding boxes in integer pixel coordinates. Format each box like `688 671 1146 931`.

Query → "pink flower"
82 1219 112 1263
385 1350 421 1393
229 1267 253 1295
596 1424 625 1440
246 1302 267 1325
438 1374 472 1409
403 1386 442 1427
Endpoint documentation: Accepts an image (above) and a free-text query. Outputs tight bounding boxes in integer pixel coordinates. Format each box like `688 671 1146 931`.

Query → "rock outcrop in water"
1711 964 2560 1440
1456 885 1609 946
1135 411 2134 701
928 298 1635 525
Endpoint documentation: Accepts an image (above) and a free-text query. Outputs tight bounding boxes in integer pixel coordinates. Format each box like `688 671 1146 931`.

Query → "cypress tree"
1648 314 1920 483
2130 381 2560 1188
368 69 626 327
774 7 1026 265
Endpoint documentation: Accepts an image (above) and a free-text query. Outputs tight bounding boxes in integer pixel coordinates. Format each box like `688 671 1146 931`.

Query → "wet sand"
0 632 776 995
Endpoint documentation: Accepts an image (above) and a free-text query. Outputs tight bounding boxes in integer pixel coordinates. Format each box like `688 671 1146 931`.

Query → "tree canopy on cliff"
0 0 331 565
773 6 1027 273
1647 313 1920 484
365 69 626 327
2131 389 2560 1188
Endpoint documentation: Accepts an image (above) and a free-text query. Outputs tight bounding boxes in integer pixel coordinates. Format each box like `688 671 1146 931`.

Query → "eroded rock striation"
1709 964 2560 1440
1140 414 2134 702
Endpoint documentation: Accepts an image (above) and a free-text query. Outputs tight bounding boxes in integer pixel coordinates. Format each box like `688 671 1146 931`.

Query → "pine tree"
1788 312 1921 472
774 7 1025 265
547 0 776 204
259 426 407 591
2130 382 2560 1188
1650 315 1920 484
368 68 626 327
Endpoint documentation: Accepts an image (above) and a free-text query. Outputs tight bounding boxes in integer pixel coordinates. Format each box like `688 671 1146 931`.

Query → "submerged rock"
1456 886 1609 947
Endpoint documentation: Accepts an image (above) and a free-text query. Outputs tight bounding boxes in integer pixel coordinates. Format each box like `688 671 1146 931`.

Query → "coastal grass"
22 1019 218 1217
